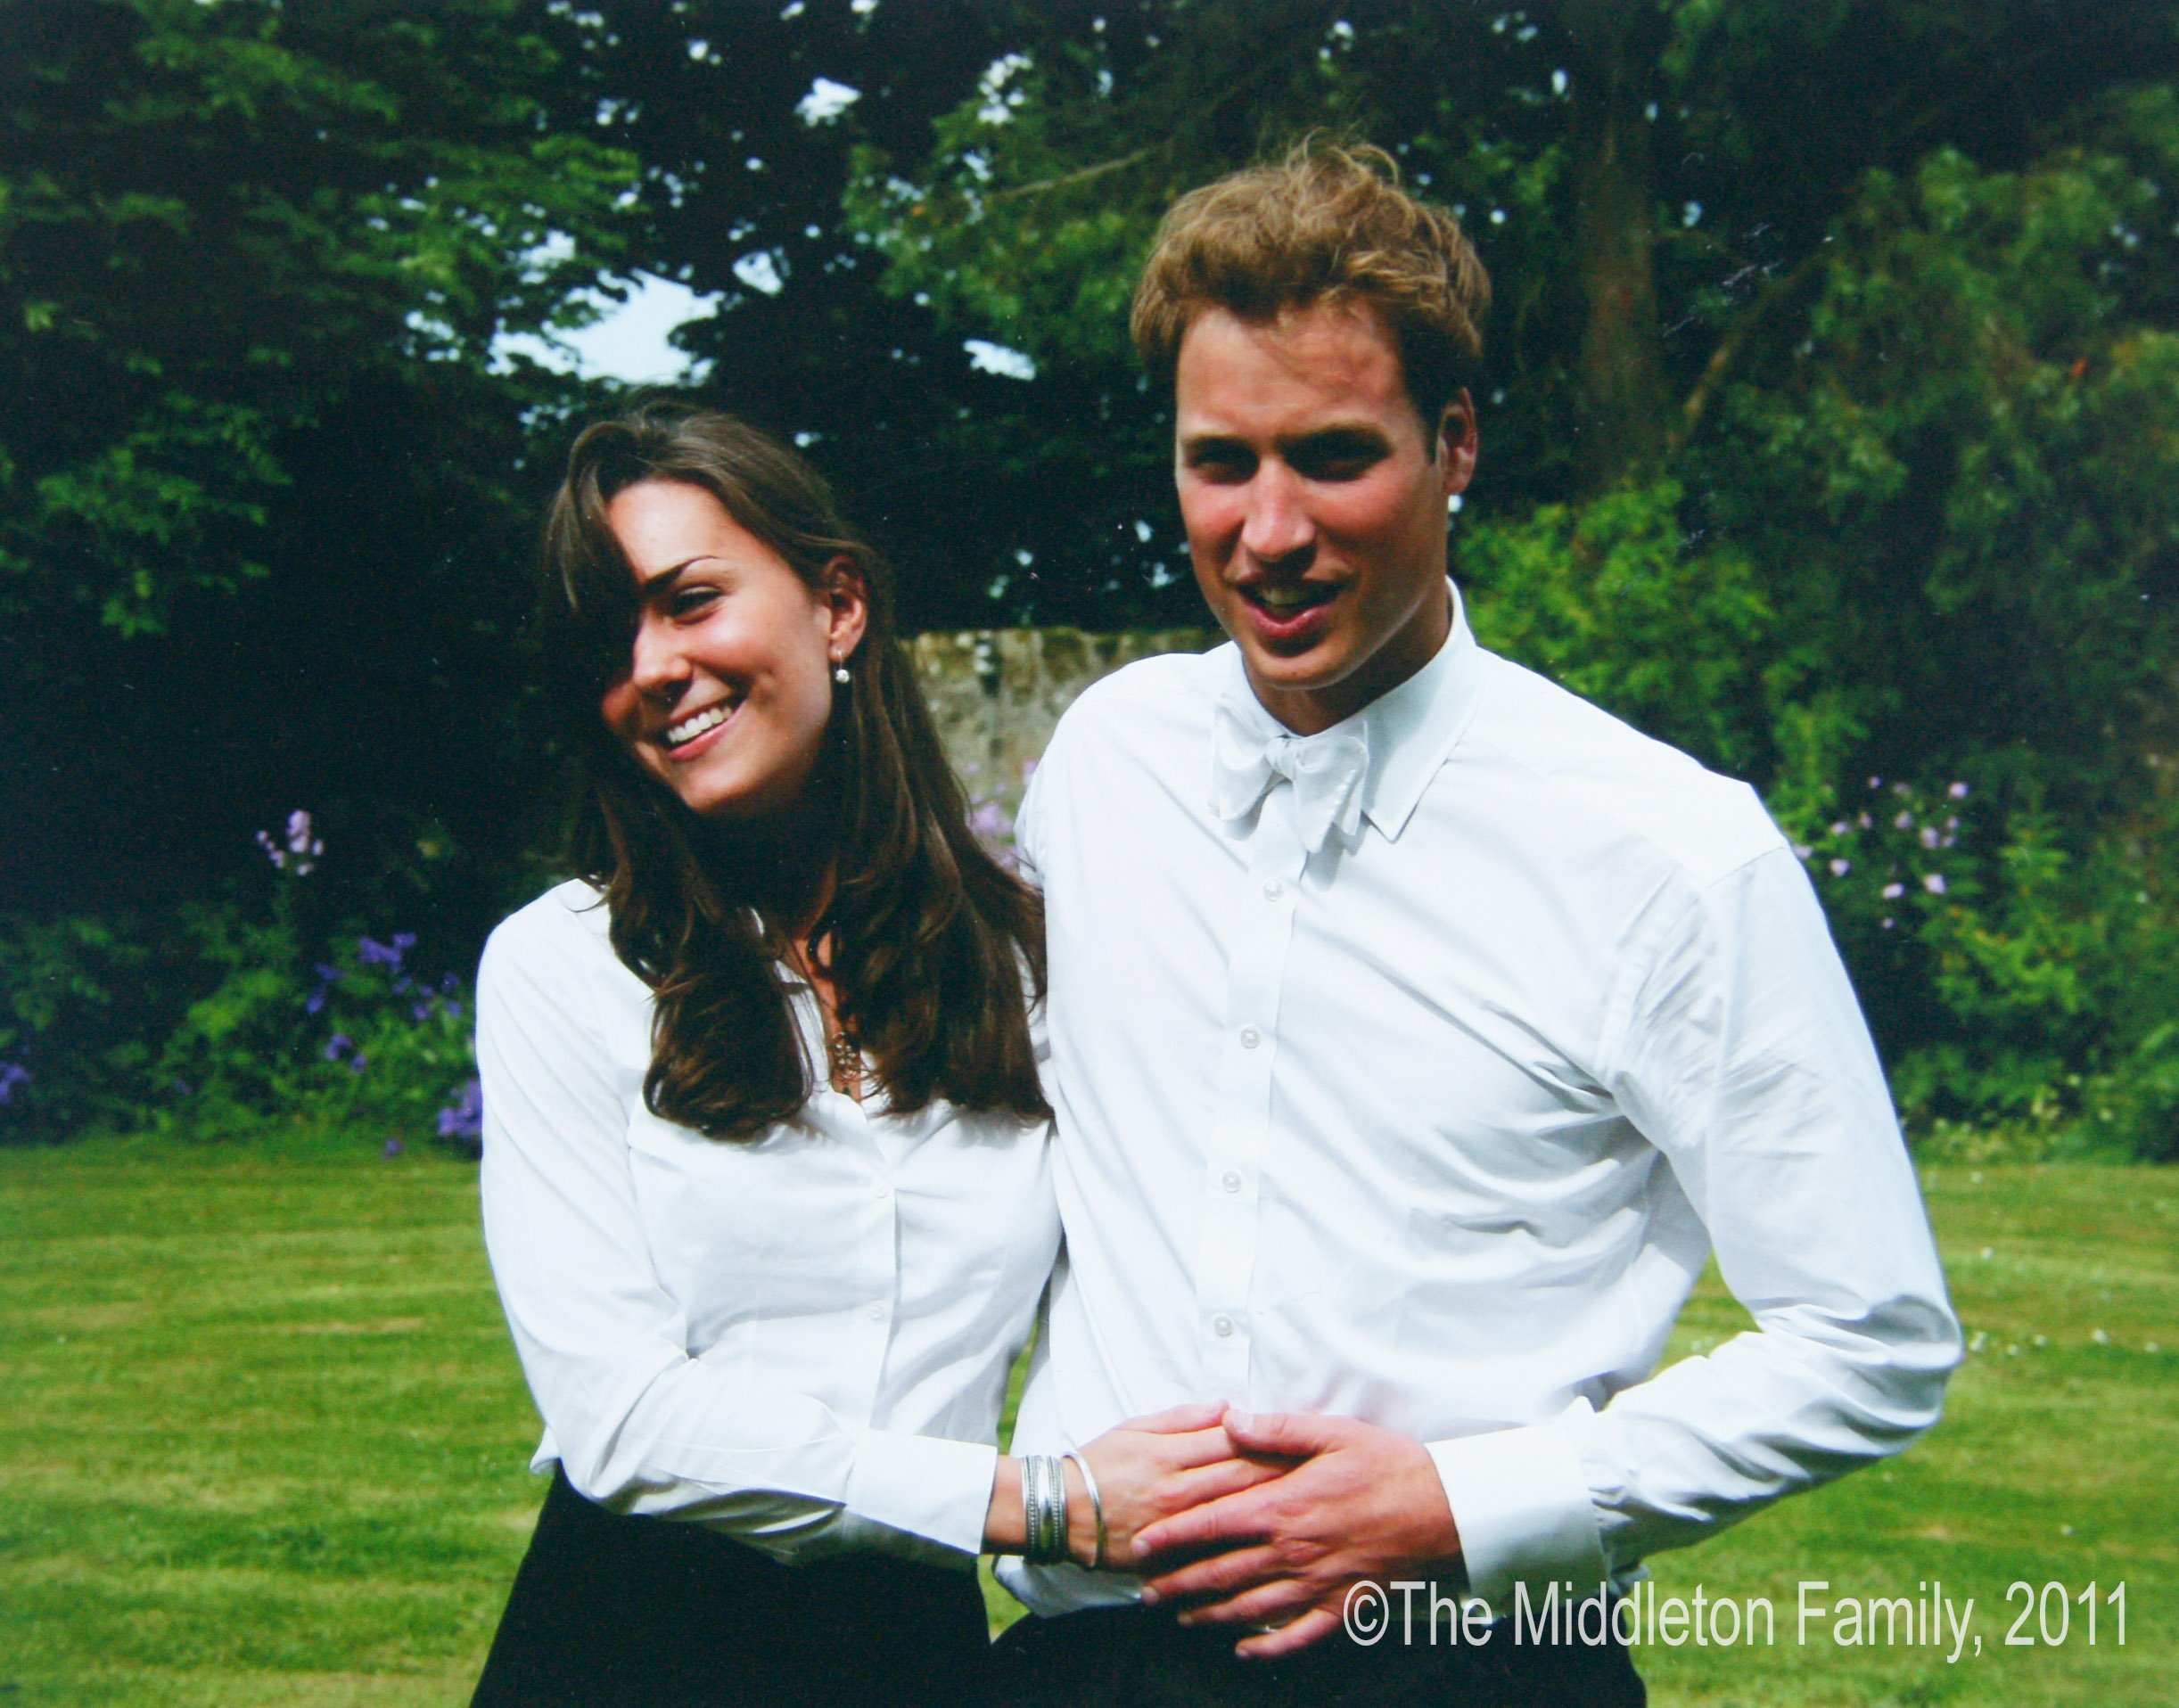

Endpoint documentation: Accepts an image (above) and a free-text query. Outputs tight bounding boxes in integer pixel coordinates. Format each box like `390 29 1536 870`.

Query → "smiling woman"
466 406 1253 1706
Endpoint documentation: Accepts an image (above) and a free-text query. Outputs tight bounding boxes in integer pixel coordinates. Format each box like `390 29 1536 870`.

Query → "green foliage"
1463 480 1777 776
1 821 477 1150
0 0 638 928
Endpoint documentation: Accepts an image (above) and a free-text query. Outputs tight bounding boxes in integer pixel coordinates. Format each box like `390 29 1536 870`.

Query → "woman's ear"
822 555 870 662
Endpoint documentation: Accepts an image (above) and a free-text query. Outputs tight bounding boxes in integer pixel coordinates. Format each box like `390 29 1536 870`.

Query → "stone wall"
909 627 1216 828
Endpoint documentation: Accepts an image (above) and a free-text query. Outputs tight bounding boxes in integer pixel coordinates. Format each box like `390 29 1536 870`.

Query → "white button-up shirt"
476 880 1057 1565
1000 589 1960 1615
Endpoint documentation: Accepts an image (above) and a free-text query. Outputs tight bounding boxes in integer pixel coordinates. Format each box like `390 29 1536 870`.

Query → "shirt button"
1212 1314 1235 1337
1238 1026 1262 1049
867 1302 888 1321
1262 878 1285 901
871 1179 891 1200
1221 1170 1243 1194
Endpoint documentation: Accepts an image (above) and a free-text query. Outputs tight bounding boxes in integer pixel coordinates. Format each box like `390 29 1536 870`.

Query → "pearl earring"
833 660 851 686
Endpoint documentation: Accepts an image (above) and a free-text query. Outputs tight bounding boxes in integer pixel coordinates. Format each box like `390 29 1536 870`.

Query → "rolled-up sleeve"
475 907 997 1563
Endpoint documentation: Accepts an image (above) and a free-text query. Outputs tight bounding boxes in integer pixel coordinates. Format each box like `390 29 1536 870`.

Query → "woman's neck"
704 797 838 940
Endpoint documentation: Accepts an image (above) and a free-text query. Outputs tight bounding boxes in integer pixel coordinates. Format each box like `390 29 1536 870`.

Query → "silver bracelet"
1062 1449 1106 1570
1022 1454 1069 1564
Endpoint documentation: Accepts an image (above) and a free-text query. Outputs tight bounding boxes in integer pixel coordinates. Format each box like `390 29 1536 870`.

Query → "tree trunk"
1564 0 1669 492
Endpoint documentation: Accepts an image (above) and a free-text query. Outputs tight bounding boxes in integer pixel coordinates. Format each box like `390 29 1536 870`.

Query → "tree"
0 0 638 917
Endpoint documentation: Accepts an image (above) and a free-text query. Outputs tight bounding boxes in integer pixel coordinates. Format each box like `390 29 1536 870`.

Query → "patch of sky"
491 271 719 384
734 250 786 295
966 338 1037 380
797 78 861 125
978 53 1032 125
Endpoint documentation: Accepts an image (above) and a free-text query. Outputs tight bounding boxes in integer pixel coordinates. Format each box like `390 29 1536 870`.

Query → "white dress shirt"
476 880 1058 1566
1000 587 1961 1616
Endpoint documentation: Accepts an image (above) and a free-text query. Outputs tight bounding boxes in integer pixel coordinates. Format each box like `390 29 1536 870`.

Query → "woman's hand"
1065 1402 1292 1569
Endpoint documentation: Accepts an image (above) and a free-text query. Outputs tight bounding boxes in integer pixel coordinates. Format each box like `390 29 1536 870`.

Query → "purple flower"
1830 821 1851 837
444 1000 462 1020
1920 826 1941 850
1948 781 1970 800
1830 858 1852 877
1894 811 1914 831
382 1137 404 1158
349 1051 368 1074
1882 882 1904 899
1923 873 1947 895
392 975 413 995
440 972 461 994
358 937 402 967
411 1001 433 1022
1868 776 1882 790
1880 916 1895 930
0 1061 30 1104
1792 843 1813 860
438 1078 484 1144
392 932 416 952
324 1034 354 1062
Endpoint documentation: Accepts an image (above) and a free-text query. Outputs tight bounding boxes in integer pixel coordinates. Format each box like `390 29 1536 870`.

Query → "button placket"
1194 784 1306 1391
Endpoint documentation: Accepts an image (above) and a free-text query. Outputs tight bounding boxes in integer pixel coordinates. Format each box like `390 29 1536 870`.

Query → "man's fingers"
1114 1400 1229 1434
1171 1576 1314 1630
1233 1604 1344 1661
1140 1542 1281 1606
1163 1455 1287 1509
1132 1483 1272 1562
1221 1408 1343 1458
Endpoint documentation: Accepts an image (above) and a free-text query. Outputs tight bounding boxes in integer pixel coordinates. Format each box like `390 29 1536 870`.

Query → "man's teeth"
1254 585 1333 613
666 705 731 745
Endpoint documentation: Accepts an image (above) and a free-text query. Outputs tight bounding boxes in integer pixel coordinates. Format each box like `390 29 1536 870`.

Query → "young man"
993 146 1960 1705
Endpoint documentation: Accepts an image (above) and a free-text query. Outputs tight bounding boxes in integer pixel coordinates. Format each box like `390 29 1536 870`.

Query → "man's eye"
1294 446 1381 480
1187 449 1254 482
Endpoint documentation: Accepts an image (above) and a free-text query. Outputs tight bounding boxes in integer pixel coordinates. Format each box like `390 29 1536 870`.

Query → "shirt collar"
1212 579 1484 844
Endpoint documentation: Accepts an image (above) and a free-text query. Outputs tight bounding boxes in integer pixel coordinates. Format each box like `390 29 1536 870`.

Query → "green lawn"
1 1135 2171 1704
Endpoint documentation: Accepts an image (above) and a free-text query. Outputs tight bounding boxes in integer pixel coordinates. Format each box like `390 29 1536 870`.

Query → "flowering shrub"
300 926 480 1151
1 811 479 1152
1787 776 2179 1156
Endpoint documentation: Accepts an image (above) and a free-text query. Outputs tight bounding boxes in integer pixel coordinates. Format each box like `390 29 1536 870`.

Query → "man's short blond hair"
1131 141 1491 423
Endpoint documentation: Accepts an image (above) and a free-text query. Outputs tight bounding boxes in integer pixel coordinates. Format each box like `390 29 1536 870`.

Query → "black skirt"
471 1466 992 1708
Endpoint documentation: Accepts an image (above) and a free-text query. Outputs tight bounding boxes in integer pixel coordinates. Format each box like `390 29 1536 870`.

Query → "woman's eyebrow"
631 557 717 596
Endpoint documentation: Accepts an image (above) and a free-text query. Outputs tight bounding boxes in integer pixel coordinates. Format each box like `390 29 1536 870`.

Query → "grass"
1 1133 2172 1704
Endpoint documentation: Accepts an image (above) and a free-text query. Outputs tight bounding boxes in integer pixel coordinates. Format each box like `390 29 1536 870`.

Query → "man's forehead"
1173 300 1418 432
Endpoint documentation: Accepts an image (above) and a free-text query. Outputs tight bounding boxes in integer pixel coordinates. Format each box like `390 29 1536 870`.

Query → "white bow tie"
1210 700 1371 852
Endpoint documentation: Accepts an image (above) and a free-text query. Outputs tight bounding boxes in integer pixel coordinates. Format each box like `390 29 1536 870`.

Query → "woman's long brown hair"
540 404 1048 1139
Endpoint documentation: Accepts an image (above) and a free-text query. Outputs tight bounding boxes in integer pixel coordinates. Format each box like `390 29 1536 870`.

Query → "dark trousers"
990 1604 1646 1708
471 1467 991 1708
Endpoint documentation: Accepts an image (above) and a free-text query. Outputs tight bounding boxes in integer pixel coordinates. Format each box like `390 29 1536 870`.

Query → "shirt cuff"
1427 1408 1609 1615
843 1429 999 1557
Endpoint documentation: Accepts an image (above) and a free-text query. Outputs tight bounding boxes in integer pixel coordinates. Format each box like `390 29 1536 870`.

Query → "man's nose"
1239 464 1315 565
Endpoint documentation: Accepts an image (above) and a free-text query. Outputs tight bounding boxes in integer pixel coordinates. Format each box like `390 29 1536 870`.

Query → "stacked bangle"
1020 1454 1069 1564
